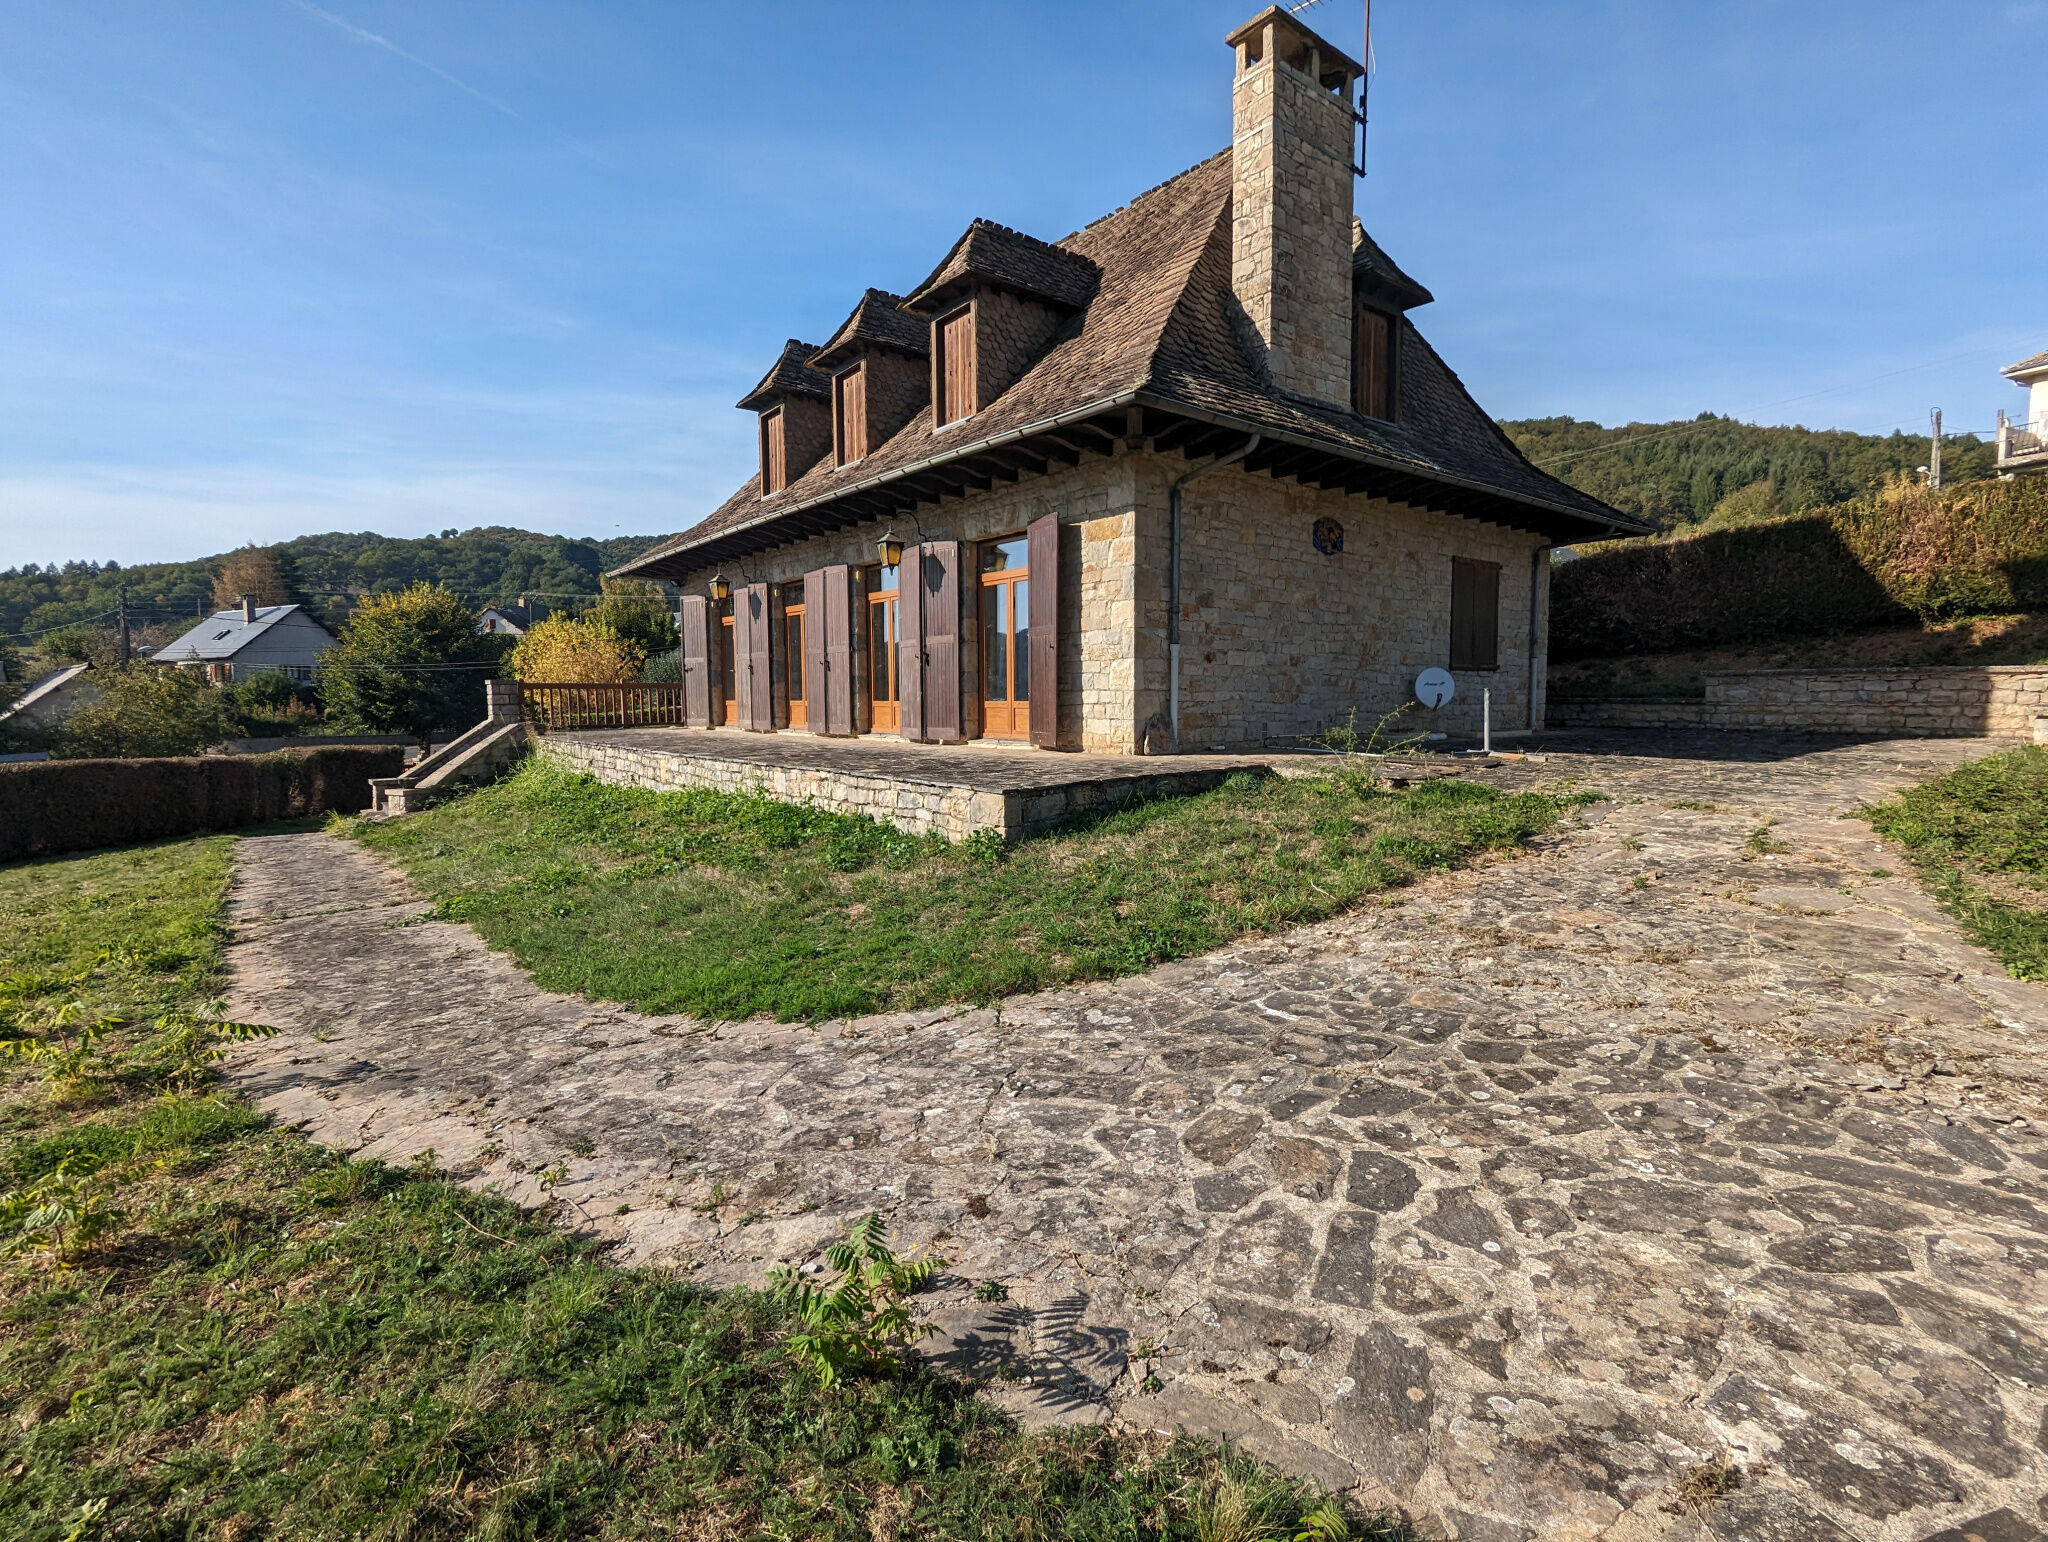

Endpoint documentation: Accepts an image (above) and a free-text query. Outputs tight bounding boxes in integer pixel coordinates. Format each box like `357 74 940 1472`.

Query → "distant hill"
1499 414 1996 533
1 527 668 643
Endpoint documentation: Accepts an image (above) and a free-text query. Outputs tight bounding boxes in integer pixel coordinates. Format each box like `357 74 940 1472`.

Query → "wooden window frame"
1352 305 1397 421
833 362 867 467
759 404 787 494
933 304 976 429
1449 557 1501 672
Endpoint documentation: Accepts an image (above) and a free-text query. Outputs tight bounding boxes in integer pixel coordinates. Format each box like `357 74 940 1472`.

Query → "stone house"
617 6 1643 753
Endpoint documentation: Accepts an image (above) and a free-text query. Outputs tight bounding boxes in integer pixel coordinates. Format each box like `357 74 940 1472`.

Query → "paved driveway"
225 733 2048 1542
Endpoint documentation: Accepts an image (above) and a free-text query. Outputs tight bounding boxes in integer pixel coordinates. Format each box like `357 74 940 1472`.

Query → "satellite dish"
1414 668 1455 709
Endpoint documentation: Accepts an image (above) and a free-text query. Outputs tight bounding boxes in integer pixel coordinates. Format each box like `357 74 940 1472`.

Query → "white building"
152 600 336 682
1997 349 2048 476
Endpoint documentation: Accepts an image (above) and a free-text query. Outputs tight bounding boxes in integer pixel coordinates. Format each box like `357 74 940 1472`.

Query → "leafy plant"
972 1278 1008 1303
960 829 1007 867
147 1008 279 1090
1312 703 1427 760
0 994 116 1096
0 1154 121 1263
766 1212 944 1385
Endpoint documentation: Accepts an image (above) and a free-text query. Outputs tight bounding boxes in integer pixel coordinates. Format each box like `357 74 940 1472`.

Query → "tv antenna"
1287 0 1372 178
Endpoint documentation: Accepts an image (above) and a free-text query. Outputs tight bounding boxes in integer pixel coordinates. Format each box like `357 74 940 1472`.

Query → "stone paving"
223 731 2048 1542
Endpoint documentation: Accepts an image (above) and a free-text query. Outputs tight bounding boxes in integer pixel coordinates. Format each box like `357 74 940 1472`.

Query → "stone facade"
1229 14 1358 407
661 448 1545 755
1550 667 2048 738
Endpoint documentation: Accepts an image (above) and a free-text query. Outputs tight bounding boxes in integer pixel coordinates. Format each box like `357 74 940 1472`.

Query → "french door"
719 611 736 725
868 564 900 734
782 596 807 728
978 536 1029 740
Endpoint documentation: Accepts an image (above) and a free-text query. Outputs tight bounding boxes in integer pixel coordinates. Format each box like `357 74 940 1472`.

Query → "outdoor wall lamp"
877 529 905 568
708 574 731 603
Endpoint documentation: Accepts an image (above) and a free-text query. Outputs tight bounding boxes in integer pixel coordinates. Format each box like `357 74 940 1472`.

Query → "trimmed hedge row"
0 745 404 862
1553 479 2048 659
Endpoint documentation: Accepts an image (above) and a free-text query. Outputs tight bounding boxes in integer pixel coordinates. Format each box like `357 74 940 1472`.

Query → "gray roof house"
0 663 98 736
478 600 549 636
615 6 1643 753
153 600 336 682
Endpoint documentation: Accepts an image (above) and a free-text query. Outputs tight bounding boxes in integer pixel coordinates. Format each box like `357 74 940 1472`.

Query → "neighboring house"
479 600 549 636
0 663 98 733
616 7 1644 751
152 599 336 683
1997 349 2048 477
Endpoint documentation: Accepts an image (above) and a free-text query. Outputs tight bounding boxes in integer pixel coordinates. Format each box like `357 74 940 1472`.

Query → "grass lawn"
345 755 1590 1022
1863 744 2048 980
0 835 1403 1542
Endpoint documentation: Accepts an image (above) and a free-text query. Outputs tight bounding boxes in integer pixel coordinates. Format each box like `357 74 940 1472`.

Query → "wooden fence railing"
518 681 690 730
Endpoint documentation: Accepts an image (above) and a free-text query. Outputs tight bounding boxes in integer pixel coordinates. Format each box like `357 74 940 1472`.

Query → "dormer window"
833 363 868 466
934 305 977 427
1353 306 1396 420
760 405 787 494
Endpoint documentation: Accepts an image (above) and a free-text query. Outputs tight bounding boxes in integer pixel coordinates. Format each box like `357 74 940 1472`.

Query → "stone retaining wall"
1550 666 2048 737
533 733 1252 841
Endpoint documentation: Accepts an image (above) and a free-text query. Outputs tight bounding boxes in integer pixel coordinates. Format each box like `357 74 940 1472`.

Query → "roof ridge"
1061 147 1234 245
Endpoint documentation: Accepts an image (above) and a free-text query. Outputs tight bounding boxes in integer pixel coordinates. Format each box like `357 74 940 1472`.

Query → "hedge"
0 745 403 862
1553 478 2048 659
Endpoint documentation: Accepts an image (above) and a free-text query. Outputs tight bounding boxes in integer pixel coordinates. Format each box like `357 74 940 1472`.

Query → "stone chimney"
1226 7 1363 407
241 595 256 623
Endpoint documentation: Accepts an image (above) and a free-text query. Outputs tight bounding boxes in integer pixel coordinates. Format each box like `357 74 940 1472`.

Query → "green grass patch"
1863 744 2048 980
347 757 1588 1021
0 838 1409 1540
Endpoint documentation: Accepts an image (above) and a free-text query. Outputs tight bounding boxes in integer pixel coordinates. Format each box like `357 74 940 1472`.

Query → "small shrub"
766 1212 944 1385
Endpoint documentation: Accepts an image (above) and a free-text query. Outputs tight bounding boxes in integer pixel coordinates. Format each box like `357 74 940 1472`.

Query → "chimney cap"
1226 6 1364 86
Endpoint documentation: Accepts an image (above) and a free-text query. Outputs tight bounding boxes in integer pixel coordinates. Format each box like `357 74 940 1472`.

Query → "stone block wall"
1146 457 1549 747
1548 668 2048 736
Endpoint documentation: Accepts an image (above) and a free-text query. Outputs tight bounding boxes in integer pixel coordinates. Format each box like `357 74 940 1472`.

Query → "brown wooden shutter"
1354 309 1391 419
733 581 772 730
1027 512 1059 748
761 406 787 493
921 541 963 742
1450 558 1501 671
937 307 975 425
897 555 925 742
822 564 854 735
680 595 712 726
835 364 867 465
802 569 828 728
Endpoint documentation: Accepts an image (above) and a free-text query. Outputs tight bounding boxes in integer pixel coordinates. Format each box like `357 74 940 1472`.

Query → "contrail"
288 0 518 118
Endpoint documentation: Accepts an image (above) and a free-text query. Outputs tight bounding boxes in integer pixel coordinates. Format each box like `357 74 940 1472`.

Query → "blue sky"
2 0 2044 569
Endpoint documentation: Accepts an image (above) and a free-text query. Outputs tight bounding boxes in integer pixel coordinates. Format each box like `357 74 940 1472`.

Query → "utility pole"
118 587 131 666
1929 408 1944 491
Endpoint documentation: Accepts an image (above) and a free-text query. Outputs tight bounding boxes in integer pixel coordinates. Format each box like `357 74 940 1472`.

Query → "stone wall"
1148 458 1549 747
972 289 1067 410
1549 667 2048 737
862 349 929 452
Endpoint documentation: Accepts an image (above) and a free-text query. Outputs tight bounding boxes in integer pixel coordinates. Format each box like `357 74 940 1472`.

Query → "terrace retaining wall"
1549 666 2048 738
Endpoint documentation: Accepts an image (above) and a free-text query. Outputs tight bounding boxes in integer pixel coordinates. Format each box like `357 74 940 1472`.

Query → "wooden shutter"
734 582 771 730
1450 558 1501 671
761 406 787 493
937 307 975 425
822 564 854 735
1027 512 1059 748
802 569 829 730
680 595 712 726
1354 309 1392 420
897 557 925 742
922 541 963 742
834 364 867 465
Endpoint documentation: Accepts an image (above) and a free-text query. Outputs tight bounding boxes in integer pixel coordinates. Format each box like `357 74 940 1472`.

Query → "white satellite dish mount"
1413 668 1455 710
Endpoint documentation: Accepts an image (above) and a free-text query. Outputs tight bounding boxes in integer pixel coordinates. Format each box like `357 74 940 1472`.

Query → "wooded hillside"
1501 414 1996 532
2 528 665 645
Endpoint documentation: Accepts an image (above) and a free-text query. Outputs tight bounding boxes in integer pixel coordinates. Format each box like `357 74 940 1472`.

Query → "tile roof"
623 150 1641 579
2004 350 2048 380
153 604 310 664
810 290 929 372
735 339 830 410
902 220 1101 313
1351 221 1433 311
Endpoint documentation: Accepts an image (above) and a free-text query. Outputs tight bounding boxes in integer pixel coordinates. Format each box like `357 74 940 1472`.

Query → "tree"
46 667 237 759
316 584 503 743
586 576 677 660
507 615 643 683
209 546 306 613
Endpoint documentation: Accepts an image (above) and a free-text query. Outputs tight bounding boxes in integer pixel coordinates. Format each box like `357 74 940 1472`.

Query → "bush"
508 614 644 682
587 576 677 659
0 746 402 862
1553 477 2048 658
36 666 238 759
316 584 504 741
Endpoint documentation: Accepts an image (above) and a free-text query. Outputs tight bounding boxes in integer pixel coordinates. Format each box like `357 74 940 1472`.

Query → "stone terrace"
531 727 1294 841
225 732 2048 1542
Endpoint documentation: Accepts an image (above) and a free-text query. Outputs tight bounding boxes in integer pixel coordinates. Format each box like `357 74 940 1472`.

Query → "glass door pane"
982 583 1008 702
1013 577 1029 703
